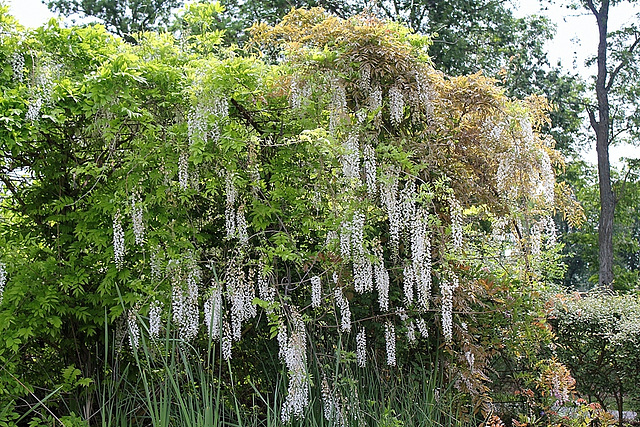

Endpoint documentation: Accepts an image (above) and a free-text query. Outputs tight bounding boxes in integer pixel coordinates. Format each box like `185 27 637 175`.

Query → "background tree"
572 0 640 287
561 160 640 291
44 0 183 41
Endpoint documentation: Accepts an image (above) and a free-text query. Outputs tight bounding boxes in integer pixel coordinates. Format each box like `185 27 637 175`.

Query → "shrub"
550 291 640 426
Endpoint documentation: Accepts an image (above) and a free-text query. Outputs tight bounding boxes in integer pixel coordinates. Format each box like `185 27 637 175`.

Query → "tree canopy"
44 0 183 41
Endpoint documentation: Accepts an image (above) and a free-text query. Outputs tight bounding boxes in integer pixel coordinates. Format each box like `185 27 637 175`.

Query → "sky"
4 0 640 166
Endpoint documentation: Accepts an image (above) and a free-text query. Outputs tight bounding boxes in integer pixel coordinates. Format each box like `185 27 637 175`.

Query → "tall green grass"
15 309 474 426
91 310 475 427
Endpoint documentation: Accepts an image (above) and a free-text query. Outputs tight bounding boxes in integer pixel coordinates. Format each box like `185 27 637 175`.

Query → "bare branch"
585 0 599 18
0 170 28 209
230 98 264 136
606 32 640 91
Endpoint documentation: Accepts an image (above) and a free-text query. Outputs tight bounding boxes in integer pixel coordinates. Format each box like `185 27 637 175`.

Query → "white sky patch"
6 0 56 28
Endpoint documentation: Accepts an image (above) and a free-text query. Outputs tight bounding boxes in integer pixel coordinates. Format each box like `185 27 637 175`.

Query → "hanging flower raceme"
380 173 401 253
411 207 432 309
385 320 396 366
388 84 404 126
257 262 276 307
353 253 373 294
289 76 307 111
0 262 6 305
441 273 459 344
352 211 365 254
329 77 347 131
280 310 309 423
341 133 361 183
178 151 189 191
204 282 223 339
450 197 463 252
403 264 414 305
406 320 416 344
149 300 162 340
544 215 557 245
25 63 55 122
130 192 145 246
321 375 345 427
334 287 351 333
222 319 232 360
225 171 238 239
236 205 249 247
225 257 256 341
311 275 321 308
112 211 125 270
150 248 163 281
11 53 24 82
359 63 371 93
170 258 200 342
374 251 390 312
368 84 382 121
416 317 428 338
127 306 140 350
339 221 351 259
539 149 555 205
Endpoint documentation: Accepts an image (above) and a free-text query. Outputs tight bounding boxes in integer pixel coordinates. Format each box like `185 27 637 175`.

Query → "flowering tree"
0 5 580 424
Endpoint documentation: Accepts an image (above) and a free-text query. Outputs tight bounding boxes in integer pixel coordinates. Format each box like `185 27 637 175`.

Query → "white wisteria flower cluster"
334 287 351 333
289 77 312 111
385 321 396 366
0 262 6 305
127 307 141 350
494 116 556 209
329 77 347 131
149 300 162 340
311 275 321 308
112 211 125 270
25 63 56 122
450 197 463 252
388 84 404 127
130 192 145 246
11 52 24 82
441 273 459 343
279 312 309 423
321 376 345 427
341 133 361 183
204 282 222 339
188 94 228 146
178 151 189 191
169 257 201 342
225 257 257 341
224 171 250 245
257 263 276 307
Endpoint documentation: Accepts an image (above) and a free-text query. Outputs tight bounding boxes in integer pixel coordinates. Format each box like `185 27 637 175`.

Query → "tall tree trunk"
587 0 615 288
